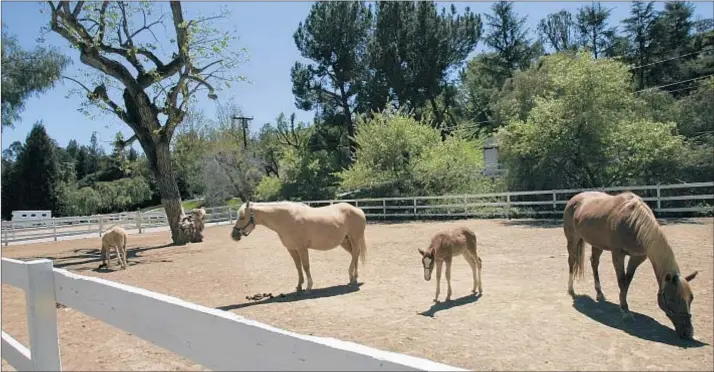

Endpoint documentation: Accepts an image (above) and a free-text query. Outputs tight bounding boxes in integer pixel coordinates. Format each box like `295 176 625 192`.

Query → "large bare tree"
45 1 244 244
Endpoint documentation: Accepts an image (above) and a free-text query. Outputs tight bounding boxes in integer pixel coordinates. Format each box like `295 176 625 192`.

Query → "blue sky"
2 1 712 153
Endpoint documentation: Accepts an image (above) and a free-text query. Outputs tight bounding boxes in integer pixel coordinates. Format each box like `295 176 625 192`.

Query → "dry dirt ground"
2 218 713 371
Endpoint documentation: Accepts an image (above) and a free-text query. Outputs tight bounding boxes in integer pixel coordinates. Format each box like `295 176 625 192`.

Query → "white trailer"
11 210 52 227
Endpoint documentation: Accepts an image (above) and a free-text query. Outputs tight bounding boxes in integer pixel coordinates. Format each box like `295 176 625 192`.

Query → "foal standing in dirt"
418 227 483 302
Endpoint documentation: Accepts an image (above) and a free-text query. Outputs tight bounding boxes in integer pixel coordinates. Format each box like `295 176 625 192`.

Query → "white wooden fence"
1 258 464 371
2 182 712 246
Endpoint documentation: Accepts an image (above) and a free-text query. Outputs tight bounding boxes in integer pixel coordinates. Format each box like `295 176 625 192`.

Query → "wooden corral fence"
0 258 465 371
2 182 712 246
305 182 714 219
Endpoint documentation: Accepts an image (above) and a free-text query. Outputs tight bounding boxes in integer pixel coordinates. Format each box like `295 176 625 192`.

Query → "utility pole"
231 116 253 149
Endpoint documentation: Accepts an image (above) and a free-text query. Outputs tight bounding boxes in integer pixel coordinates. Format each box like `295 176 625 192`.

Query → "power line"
635 73 714 93
440 75 712 132
628 47 713 71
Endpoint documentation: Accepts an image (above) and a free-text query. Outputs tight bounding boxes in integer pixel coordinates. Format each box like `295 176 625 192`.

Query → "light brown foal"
418 227 483 302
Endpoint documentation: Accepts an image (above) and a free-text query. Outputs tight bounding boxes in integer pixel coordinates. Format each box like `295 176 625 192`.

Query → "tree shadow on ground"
29 243 175 271
418 293 482 318
498 219 563 229
657 218 708 226
216 283 364 312
499 217 708 230
571 294 708 348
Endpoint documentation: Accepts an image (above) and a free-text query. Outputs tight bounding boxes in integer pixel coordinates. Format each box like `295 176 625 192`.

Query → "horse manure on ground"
245 292 275 301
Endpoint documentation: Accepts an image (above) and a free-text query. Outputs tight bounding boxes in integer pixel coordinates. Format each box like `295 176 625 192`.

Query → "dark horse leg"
611 250 647 321
591 246 605 302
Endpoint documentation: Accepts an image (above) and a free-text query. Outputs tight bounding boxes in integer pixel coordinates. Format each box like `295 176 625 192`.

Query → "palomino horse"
100 226 128 270
231 201 368 292
563 191 698 339
418 227 483 302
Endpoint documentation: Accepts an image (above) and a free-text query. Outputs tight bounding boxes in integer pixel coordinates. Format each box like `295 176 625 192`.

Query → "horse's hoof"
596 293 606 302
568 289 575 297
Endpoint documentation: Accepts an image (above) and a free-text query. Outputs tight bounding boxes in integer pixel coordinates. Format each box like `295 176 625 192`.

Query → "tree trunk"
145 138 187 245
338 83 357 159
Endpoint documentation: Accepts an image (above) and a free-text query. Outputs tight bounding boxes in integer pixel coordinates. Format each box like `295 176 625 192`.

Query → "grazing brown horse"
418 227 483 302
564 191 699 339
231 201 368 292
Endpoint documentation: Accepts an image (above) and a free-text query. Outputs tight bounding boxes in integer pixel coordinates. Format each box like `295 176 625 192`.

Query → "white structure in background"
482 137 505 177
11 210 52 227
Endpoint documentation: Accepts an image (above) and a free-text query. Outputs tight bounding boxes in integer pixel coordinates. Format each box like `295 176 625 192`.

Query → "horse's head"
658 271 698 339
231 201 256 242
418 248 435 281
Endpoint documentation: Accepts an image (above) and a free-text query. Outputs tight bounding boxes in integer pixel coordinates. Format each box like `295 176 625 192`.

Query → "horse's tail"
563 197 585 279
463 228 480 262
358 236 367 266
572 238 586 279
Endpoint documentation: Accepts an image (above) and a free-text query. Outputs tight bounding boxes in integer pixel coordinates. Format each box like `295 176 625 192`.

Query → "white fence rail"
1 258 463 371
2 182 713 246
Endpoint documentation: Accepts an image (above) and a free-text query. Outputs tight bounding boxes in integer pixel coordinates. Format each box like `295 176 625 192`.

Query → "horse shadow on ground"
571 294 708 348
29 243 175 272
216 283 364 312
418 293 482 318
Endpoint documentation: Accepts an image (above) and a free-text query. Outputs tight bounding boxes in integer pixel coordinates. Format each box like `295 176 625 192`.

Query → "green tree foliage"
1 24 70 130
338 108 490 197
498 52 686 190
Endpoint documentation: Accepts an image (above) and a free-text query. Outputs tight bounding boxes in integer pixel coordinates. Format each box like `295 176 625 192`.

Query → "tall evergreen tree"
576 2 617 59
648 1 698 93
483 1 537 84
291 1 374 158
368 1 482 131
11 122 63 214
623 1 658 90
538 10 579 53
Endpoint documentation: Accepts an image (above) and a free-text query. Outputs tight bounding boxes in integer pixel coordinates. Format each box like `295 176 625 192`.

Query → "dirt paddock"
2 218 713 371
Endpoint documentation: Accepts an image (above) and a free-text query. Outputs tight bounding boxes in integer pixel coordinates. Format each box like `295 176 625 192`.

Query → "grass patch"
182 199 204 210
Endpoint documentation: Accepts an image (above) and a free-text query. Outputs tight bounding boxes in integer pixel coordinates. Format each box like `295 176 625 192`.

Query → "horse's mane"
619 195 678 273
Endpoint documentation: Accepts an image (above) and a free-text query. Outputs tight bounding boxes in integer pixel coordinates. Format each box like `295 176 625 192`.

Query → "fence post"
552 191 557 213
53 219 57 242
136 210 142 234
98 215 104 237
229 207 233 224
506 193 511 220
382 199 387 217
25 259 62 371
413 199 417 216
463 196 469 215
3 224 7 247
656 184 662 212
